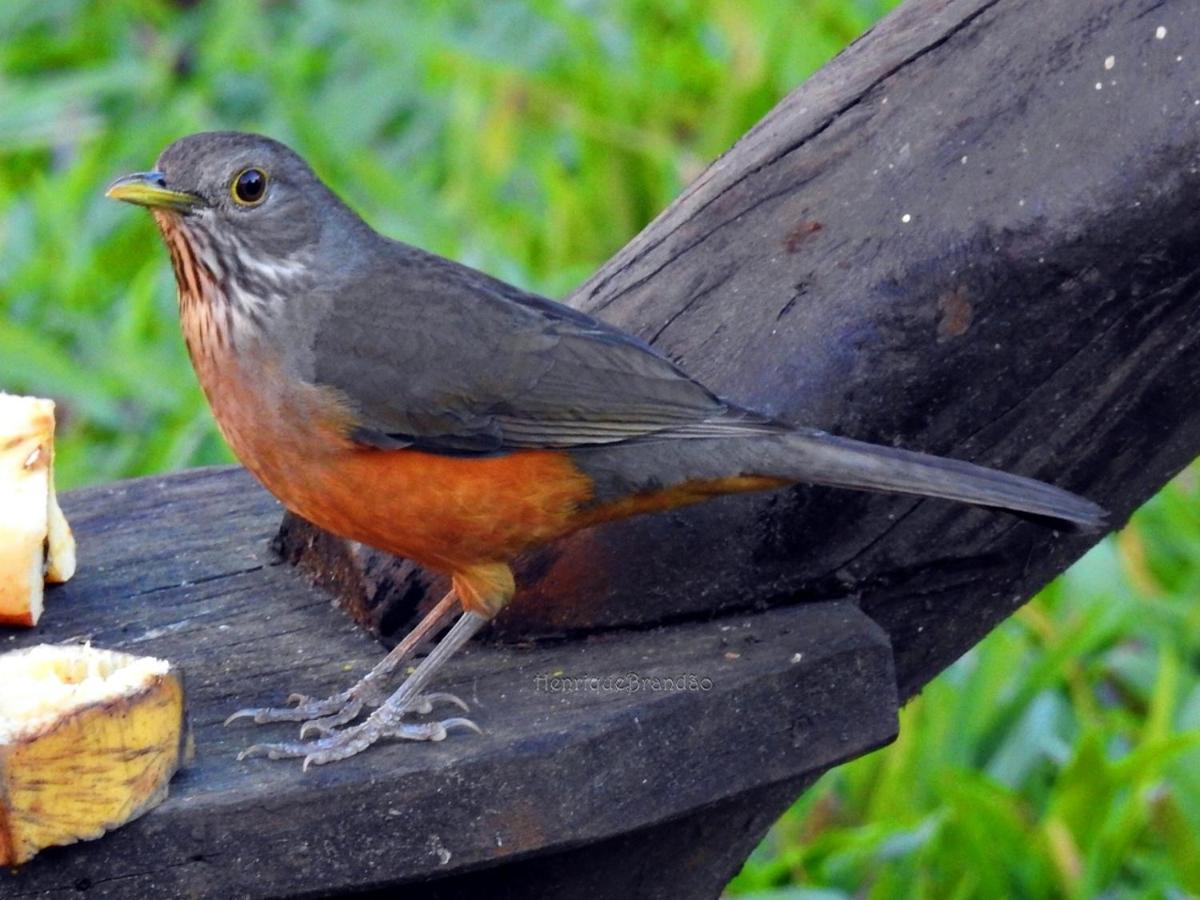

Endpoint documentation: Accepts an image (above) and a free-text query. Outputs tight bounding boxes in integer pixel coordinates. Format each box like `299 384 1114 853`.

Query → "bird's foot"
225 685 468 735
226 588 466 730
238 701 481 770
235 610 492 768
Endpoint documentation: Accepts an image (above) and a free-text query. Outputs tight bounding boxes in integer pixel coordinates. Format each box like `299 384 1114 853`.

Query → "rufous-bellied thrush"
107 132 1105 768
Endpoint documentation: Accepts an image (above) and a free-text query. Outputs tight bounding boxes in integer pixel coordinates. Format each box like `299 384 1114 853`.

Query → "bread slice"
0 644 191 866
0 393 76 626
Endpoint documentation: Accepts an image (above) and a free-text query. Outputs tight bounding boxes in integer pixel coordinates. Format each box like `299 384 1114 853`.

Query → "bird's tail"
773 428 1106 531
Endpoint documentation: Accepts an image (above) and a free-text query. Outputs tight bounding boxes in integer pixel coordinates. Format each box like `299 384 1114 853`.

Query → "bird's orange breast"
289 447 597 571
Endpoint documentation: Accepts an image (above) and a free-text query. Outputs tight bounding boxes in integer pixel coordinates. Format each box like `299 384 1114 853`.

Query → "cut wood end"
0 392 77 627
0 644 191 867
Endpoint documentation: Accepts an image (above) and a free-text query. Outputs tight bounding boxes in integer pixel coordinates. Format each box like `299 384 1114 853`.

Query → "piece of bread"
0 393 76 626
0 644 192 866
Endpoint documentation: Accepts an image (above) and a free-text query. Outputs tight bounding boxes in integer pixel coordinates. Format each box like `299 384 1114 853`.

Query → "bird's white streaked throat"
152 208 313 364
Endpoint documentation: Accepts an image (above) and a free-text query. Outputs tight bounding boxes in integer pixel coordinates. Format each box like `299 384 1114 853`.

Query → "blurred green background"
2 1 1198 896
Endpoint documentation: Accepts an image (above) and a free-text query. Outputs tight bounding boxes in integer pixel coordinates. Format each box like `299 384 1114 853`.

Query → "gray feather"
307 241 784 454
573 428 1107 530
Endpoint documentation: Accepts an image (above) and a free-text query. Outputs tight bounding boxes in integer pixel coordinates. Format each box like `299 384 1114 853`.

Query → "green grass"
2 2 1197 897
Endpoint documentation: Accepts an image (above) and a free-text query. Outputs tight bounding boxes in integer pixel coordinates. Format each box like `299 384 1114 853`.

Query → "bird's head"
106 132 378 355
107 132 334 262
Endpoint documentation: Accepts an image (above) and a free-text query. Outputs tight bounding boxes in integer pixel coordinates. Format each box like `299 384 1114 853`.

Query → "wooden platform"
2 467 898 899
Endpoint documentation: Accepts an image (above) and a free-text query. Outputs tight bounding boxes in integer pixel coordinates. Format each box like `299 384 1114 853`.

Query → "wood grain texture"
280 0 1200 702
0 468 896 899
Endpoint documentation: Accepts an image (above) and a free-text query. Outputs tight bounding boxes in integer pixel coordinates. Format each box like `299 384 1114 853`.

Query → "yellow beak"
105 172 202 211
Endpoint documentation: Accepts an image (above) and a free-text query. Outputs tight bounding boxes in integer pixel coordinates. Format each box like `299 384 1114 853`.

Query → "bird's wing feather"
305 247 782 455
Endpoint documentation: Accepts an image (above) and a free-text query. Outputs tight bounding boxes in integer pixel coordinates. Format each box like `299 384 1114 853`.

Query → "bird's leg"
225 588 461 730
237 562 513 768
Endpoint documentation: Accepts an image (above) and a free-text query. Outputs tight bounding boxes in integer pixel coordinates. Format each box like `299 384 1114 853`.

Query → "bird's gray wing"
305 249 784 455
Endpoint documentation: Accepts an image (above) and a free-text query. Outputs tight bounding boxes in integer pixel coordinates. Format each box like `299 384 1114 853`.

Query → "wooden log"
280 0 1200 701
1 468 896 899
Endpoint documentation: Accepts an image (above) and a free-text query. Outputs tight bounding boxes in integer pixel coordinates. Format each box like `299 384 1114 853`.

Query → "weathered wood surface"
284 0 1200 702
0 468 896 900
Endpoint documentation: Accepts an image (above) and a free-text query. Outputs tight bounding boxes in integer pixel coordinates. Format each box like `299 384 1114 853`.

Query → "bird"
107 132 1106 768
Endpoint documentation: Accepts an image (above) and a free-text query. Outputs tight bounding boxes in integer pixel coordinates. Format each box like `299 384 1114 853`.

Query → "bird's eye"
231 168 268 206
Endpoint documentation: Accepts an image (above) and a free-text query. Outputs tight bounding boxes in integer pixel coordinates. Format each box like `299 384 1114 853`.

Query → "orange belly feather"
289 448 596 571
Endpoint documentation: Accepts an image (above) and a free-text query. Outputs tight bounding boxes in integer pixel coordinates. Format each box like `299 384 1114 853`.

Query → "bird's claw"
410 691 471 715
224 689 355 726
224 681 400 727
238 715 482 770
229 687 471 743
